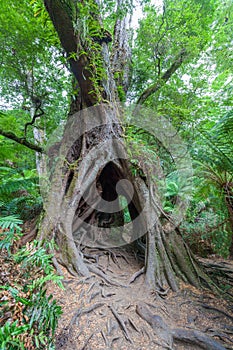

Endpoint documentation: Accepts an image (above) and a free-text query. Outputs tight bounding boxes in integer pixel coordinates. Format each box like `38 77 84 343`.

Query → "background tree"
0 0 70 219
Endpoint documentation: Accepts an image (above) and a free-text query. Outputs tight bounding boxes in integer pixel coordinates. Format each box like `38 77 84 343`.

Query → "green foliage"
132 0 219 99
0 0 71 152
181 203 230 258
117 84 126 102
119 196 131 223
0 215 23 254
0 216 63 349
0 0 69 221
0 166 42 220
0 321 29 350
71 0 111 100
130 0 232 257
0 215 23 231
25 286 62 334
14 242 54 275
1 282 62 349
181 107 233 257
0 110 38 167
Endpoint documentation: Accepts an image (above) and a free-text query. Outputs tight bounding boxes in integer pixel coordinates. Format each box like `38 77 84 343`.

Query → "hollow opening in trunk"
72 160 143 248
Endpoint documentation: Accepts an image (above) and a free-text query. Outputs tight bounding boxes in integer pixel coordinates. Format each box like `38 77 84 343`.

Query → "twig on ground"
80 333 94 350
88 290 101 302
101 287 116 298
128 317 140 333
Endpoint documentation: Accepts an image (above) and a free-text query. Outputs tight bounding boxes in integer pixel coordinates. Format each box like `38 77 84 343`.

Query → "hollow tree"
39 0 214 293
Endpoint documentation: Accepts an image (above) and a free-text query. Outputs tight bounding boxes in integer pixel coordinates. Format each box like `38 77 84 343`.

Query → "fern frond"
196 110 233 175
0 215 23 231
0 177 38 196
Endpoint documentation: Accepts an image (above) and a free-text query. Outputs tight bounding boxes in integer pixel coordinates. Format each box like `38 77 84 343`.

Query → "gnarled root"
136 302 226 350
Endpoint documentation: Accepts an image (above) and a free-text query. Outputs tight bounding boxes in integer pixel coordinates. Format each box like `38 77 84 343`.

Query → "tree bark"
224 182 233 258
44 0 97 107
111 2 132 98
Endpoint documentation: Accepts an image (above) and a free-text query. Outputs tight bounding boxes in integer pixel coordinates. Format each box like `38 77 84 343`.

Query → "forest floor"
47 246 233 350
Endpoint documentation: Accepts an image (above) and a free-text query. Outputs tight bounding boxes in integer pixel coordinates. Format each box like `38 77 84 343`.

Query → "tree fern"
190 110 233 255
196 110 233 174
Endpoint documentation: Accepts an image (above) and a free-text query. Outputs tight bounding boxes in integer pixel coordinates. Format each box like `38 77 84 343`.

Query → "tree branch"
136 48 187 106
0 129 43 153
24 109 44 137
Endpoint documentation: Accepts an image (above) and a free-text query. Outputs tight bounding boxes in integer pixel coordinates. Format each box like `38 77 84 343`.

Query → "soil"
46 246 233 350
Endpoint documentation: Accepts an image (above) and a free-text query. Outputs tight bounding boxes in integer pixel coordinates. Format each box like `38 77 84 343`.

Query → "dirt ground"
46 247 233 350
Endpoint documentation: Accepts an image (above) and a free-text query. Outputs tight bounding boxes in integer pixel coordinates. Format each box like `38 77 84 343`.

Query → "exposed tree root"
88 289 101 302
129 266 145 284
52 256 64 277
109 304 133 343
51 246 233 350
101 287 116 298
69 302 104 329
87 280 99 294
88 264 128 287
172 328 226 350
204 329 233 346
200 303 233 322
101 329 110 347
136 302 227 350
18 218 38 248
109 336 121 348
80 332 95 350
198 258 233 289
128 317 140 333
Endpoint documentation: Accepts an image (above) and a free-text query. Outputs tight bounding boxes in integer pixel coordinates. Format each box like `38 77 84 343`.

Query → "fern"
28 274 64 291
0 215 23 253
0 321 29 350
0 178 38 197
0 166 41 219
214 110 233 141
2 195 42 219
1 236 63 349
196 110 233 174
0 215 23 231
14 241 53 275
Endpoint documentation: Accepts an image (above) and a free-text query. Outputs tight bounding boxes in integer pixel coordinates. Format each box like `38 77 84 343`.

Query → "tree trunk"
40 103 143 273
39 0 216 292
224 182 233 258
40 112 214 291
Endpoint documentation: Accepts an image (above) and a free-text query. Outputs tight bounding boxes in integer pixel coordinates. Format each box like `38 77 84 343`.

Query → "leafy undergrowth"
0 215 63 350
